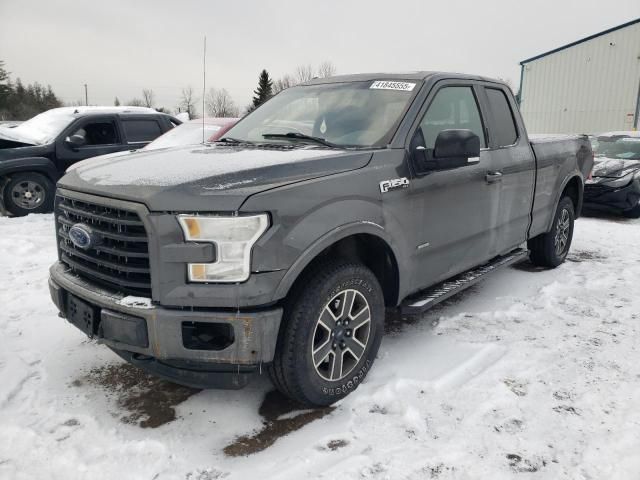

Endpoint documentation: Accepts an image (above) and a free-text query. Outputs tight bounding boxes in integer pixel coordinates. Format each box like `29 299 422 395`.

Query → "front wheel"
2 172 55 216
528 196 575 268
269 260 385 407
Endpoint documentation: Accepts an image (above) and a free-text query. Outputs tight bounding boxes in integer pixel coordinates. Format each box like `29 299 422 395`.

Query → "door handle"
485 171 503 183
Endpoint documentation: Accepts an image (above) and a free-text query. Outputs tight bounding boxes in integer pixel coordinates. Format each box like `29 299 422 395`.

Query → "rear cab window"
485 88 518 148
121 118 163 144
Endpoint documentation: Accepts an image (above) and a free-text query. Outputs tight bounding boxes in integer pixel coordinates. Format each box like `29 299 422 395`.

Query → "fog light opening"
182 322 235 351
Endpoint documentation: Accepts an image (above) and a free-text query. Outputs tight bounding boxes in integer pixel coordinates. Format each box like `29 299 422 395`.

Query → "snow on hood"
0 127 37 146
76 144 346 186
592 156 640 178
60 144 372 211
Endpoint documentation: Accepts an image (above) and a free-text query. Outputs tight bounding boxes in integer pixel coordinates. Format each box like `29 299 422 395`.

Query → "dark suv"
0 106 179 216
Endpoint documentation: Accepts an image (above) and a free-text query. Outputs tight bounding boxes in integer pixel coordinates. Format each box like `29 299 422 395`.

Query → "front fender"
0 157 59 181
271 220 406 302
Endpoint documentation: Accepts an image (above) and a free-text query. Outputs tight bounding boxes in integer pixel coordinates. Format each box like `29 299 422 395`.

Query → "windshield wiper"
262 132 341 148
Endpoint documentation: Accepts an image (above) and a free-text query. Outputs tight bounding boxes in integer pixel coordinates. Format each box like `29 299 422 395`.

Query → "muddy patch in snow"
511 260 547 273
76 363 199 428
223 390 334 457
567 249 607 263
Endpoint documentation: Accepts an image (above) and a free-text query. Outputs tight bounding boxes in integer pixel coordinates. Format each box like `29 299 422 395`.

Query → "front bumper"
583 179 640 213
49 261 282 386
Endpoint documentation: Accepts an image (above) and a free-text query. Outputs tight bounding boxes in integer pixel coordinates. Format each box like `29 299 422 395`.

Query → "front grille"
55 194 151 297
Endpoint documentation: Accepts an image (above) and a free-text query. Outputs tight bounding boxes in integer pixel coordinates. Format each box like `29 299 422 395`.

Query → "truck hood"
592 156 640 178
59 143 373 211
0 128 38 147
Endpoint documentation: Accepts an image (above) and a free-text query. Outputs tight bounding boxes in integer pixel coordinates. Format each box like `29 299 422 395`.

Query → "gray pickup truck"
49 72 593 406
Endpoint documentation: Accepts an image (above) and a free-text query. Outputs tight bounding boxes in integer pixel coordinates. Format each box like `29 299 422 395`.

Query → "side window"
419 86 486 149
70 121 119 146
122 119 162 143
486 88 518 147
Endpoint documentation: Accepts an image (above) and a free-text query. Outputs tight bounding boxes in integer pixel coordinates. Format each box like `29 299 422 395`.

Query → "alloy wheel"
311 289 371 382
11 180 45 210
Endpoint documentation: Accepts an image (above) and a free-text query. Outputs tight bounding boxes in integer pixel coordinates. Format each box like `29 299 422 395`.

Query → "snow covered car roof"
596 131 640 139
45 106 159 117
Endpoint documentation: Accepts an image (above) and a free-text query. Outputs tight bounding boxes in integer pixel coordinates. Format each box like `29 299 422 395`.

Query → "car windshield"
594 136 640 160
223 80 420 148
144 122 221 150
8 110 76 145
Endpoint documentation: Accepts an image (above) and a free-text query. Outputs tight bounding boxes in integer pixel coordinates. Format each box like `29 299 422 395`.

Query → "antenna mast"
202 35 206 143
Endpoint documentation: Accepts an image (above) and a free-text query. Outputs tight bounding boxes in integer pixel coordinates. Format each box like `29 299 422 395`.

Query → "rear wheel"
3 172 54 216
269 260 384 407
528 196 575 268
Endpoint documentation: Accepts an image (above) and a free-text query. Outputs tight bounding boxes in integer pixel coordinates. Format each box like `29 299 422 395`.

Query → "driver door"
56 115 125 171
408 83 500 290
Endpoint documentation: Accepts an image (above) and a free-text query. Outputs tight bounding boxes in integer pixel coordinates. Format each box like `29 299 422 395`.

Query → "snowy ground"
1 212 639 480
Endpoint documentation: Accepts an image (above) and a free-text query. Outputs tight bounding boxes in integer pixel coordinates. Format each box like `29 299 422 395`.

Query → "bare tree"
142 89 155 108
317 61 336 78
205 87 239 117
273 74 296 94
295 64 314 83
178 86 198 119
127 98 145 107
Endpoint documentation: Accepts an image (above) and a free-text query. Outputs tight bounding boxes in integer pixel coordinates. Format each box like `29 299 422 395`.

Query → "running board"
401 248 529 315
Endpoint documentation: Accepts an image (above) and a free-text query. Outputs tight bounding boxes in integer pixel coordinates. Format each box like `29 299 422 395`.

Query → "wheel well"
294 234 400 307
561 176 582 216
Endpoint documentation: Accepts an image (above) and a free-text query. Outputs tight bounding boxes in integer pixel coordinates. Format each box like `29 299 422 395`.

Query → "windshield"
594 136 640 160
9 110 76 145
144 123 221 150
223 80 419 148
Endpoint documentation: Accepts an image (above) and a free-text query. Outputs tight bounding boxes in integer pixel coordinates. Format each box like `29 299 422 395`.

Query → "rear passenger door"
120 116 164 148
408 82 500 289
478 85 536 255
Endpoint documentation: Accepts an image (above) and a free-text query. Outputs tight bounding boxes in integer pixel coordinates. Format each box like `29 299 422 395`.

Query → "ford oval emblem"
68 224 100 250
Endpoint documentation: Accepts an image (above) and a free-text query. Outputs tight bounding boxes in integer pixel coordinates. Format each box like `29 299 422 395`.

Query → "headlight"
600 171 636 188
178 214 269 282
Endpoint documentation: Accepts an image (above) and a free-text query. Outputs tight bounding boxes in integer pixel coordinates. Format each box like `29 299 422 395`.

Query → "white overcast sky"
1 0 639 114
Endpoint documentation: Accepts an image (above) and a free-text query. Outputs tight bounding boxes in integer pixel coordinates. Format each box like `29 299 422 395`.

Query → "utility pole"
84 84 88 106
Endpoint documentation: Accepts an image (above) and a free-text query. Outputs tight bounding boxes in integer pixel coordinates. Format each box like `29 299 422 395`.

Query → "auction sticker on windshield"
370 81 416 91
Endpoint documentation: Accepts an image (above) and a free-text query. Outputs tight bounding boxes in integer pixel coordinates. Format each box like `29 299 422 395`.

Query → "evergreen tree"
114 97 121 106
0 60 11 101
0 65 63 120
251 69 273 110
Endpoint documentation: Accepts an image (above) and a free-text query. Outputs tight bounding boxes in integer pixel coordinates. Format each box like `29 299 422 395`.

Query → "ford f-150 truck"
0 106 179 216
48 72 593 406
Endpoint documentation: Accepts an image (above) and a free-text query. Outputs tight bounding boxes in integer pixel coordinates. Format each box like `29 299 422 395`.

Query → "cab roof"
303 71 504 86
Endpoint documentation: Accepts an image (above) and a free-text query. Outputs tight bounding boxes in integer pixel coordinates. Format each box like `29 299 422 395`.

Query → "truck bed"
528 134 593 238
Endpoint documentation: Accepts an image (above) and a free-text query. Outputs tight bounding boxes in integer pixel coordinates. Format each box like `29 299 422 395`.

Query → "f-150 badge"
379 177 410 193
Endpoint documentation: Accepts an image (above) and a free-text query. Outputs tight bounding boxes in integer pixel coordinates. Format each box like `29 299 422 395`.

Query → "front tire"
528 196 575 268
269 260 385 407
3 172 54 216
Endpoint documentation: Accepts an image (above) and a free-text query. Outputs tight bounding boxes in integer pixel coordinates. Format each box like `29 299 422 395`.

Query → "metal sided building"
518 18 640 134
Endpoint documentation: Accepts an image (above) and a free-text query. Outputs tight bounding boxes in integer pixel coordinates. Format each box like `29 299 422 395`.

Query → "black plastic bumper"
584 179 640 213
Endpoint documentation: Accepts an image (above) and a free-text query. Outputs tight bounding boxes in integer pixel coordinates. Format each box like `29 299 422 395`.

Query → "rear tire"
3 172 54 216
528 196 575 268
268 259 385 407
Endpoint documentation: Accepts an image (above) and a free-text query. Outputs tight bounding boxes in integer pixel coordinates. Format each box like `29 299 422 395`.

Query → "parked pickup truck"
49 72 593 406
0 106 179 216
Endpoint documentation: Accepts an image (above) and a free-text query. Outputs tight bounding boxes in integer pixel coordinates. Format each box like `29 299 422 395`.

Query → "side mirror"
65 134 86 149
412 129 480 173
